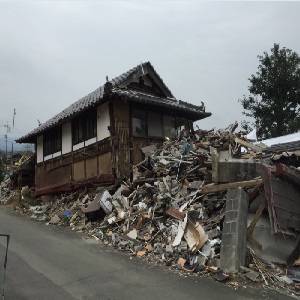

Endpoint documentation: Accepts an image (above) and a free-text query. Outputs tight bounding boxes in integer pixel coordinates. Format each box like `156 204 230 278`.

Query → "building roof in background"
259 131 300 148
266 140 300 153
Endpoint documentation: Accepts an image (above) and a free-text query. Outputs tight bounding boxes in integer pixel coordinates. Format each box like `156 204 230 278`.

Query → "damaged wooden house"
16 62 211 196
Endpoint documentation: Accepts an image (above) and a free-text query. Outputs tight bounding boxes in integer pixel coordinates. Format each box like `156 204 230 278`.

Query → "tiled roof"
111 88 210 120
266 140 300 153
17 62 208 143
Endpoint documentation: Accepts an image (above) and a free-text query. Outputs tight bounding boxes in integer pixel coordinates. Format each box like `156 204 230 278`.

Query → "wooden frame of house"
17 62 211 195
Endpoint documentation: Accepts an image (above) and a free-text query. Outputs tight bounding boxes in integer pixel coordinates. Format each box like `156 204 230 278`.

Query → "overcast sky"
1 0 300 151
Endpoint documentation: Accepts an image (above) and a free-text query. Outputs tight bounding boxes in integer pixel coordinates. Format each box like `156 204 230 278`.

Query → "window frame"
72 110 97 145
131 107 188 139
43 127 62 156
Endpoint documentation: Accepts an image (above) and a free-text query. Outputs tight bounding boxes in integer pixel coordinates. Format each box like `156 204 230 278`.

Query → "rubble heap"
1 124 300 294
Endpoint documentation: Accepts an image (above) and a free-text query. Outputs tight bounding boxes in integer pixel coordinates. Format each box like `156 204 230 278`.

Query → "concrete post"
220 188 249 271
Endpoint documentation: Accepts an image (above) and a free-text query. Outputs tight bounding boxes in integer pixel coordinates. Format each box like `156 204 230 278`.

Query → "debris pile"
1 124 300 293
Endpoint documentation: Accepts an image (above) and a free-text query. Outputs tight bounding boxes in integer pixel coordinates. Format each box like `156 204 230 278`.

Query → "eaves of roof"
111 88 211 121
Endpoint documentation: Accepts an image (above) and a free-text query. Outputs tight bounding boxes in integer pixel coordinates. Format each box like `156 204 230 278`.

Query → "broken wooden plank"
200 178 262 194
248 182 264 205
235 137 263 153
166 207 186 221
246 198 267 240
261 164 278 234
248 235 262 251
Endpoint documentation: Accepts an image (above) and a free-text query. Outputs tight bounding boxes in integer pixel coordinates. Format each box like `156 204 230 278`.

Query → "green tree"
239 43 300 139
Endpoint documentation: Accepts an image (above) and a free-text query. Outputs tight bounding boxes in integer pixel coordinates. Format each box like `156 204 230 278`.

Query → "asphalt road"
0 206 296 300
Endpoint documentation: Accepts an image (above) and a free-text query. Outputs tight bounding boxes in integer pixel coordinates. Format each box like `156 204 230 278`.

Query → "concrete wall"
220 188 249 271
218 159 261 183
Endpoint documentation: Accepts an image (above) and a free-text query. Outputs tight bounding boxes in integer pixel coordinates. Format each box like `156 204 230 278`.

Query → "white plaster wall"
53 151 62 158
85 137 96 146
44 154 52 161
97 102 110 141
73 142 84 151
62 122 72 155
36 135 44 163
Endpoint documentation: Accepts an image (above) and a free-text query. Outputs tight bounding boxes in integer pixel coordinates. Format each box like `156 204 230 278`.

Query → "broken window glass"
132 109 147 137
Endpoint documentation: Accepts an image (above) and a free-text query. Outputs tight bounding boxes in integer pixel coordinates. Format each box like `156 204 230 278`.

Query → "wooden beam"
200 178 262 194
246 198 267 240
235 137 263 153
166 207 186 221
248 182 264 205
248 235 262 251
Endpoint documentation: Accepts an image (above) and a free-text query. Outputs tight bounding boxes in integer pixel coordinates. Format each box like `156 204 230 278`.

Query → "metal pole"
13 109 16 129
5 134 7 177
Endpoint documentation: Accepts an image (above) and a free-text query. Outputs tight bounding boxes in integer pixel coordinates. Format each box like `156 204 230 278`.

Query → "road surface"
0 206 296 300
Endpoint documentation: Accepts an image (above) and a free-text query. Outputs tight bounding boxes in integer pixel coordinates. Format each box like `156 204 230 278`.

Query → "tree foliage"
240 43 300 139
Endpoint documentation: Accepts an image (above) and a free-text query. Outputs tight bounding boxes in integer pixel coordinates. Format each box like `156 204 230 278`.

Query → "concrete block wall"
220 188 249 271
218 160 261 183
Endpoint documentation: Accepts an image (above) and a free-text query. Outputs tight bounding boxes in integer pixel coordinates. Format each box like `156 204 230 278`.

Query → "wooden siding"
36 162 72 190
98 152 111 174
73 160 85 181
86 157 98 178
113 99 131 177
35 139 113 193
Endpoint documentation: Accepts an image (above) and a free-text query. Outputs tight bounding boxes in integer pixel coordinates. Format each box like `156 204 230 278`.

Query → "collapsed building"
1 62 299 292
1 126 298 290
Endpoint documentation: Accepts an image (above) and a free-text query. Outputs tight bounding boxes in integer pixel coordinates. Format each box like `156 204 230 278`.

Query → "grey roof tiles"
17 62 209 143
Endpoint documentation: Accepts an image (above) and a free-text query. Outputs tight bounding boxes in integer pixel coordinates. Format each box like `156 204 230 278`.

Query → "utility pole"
0 122 11 176
5 133 7 176
11 109 16 167
3 122 10 176
13 109 16 129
